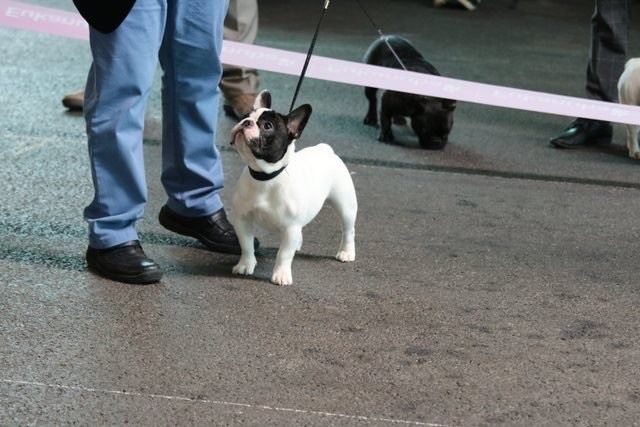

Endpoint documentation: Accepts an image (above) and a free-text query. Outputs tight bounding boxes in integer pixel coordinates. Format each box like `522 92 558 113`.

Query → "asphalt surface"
2 0 640 425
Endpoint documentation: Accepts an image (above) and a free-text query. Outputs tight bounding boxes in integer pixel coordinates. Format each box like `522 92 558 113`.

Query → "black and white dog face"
231 90 312 171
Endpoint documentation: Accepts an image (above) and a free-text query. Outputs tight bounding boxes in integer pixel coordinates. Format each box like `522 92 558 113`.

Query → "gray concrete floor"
2 0 640 425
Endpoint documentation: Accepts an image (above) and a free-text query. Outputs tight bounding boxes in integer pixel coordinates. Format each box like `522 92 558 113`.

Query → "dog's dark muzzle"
419 136 447 149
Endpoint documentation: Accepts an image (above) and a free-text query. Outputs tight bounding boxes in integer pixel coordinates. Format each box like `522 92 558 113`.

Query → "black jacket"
73 0 136 33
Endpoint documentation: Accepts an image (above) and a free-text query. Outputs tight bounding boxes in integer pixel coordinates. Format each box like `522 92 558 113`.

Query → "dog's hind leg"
329 170 357 262
619 72 640 159
335 208 356 262
626 124 640 160
364 86 379 127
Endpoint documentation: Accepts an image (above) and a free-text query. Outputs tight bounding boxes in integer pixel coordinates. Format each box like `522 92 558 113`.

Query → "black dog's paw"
363 115 379 127
378 132 395 144
419 139 447 150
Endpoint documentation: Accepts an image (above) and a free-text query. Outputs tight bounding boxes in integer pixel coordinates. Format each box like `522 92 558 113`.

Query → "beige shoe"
62 90 85 111
223 93 257 120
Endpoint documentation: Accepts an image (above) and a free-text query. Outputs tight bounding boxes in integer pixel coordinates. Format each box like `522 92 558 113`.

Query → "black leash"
289 0 331 113
354 0 408 71
289 0 408 112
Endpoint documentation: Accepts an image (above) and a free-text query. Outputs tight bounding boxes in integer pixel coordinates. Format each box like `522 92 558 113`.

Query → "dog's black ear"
443 99 457 111
253 90 272 110
287 104 312 140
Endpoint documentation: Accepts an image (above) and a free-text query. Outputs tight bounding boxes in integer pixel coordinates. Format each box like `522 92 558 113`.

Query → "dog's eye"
263 122 273 131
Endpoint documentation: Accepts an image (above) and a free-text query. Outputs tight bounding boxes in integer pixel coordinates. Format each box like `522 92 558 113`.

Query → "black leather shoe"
549 118 612 149
86 240 163 284
158 205 256 254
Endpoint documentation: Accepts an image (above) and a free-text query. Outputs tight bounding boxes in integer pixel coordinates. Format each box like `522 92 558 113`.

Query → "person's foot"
223 93 257 120
86 240 163 284
159 205 256 254
62 90 85 111
549 118 613 149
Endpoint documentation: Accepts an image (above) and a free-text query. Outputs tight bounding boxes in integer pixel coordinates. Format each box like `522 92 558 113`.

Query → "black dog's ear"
287 104 312 140
443 99 457 111
253 90 272 110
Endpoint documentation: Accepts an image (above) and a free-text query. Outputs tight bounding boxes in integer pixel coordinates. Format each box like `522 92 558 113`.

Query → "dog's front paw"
378 131 394 144
363 115 379 127
336 250 355 262
271 265 293 286
232 257 257 276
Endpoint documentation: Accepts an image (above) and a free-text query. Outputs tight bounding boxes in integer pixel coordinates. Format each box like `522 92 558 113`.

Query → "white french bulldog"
618 58 640 160
229 90 358 286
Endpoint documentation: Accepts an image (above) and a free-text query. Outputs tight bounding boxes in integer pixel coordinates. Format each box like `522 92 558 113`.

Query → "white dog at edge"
229 90 357 286
618 58 640 160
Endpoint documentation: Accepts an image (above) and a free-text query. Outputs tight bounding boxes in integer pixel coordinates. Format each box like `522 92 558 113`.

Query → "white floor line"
2 379 450 426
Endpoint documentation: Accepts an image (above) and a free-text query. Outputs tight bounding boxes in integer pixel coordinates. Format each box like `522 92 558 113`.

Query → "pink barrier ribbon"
0 0 88 40
2 0 640 125
222 43 640 126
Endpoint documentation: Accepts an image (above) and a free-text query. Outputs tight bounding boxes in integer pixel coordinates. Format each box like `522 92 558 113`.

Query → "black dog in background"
363 35 456 149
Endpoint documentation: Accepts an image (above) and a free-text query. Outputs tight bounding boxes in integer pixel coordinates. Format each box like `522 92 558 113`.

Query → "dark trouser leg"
586 0 631 102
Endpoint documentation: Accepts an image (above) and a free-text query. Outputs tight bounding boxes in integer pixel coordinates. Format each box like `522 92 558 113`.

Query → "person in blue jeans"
62 0 261 118
74 0 252 284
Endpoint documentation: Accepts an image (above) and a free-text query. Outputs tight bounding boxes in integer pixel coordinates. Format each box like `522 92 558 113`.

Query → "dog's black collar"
248 165 287 181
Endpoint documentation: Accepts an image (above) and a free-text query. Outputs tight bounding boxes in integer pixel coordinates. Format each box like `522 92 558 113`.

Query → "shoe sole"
158 211 242 255
549 137 612 149
433 0 476 9
62 100 83 111
457 0 476 10
87 264 163 285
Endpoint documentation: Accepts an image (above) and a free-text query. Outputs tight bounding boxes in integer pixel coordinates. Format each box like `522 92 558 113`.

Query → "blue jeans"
83 0 229 249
